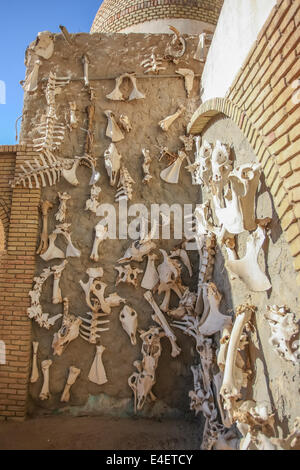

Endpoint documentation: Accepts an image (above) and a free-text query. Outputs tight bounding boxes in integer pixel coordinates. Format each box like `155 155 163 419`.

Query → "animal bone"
82 54 89 86
28 261 67 329
186 139 212 186
61 366 81 402
179 134 194 152
128 74 145 101
52 259 68 304
264 305 299 363
106 75 124 101
165 26 186 62
52 298 82 356
85 184 101 213
170 245 193 277
217 323 233 372
90 281 125 315
220 303 255 422
55 192 71 223
23 59 41 92
39 359 52 400
142 148 153 184
198 283 232 336
176 69 195 97
115 166 135 202
90 222 108 262
193 32 213 62
80 312 110 344
31 31 54 59
160 150 187 184
115 264 143 288
106 73 145 101
168 288 197 320
144 291 181 358
120 305 138 346
226 226 271 292
54 223 81 258
119 114 132 133
211 140 232 188
88 345 108 385
128 326 164 412
37 200 53 255
118 225 156 264
69 101 78 128
40 232 65 261
104 110 124 142
104 143 122 187
141 254 159 290
159 104 185 132
141 53 166 74
30 342 39 384
156 249 185 312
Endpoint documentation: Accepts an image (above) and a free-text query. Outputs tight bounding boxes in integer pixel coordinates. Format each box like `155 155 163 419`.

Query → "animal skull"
120 305 138 345
52 298 82 356
104 143 122 186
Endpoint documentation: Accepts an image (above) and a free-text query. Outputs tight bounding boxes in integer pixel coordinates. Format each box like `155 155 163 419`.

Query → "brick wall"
188 0 300 283
0 145 40 421
91 0 224 33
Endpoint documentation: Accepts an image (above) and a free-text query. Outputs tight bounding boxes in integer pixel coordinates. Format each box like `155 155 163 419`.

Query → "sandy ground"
0 416 200 450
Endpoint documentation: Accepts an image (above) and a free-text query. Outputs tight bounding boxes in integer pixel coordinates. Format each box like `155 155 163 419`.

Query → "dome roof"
91 0 224 34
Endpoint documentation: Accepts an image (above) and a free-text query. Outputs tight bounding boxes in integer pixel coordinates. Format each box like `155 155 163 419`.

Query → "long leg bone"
144 291 181 358
52 260 68 305
39 359 52 400
88 345 108 385
61 366 81 402
159 104 185 132
30 341 39 383
90 222 108 262
37 200 53 255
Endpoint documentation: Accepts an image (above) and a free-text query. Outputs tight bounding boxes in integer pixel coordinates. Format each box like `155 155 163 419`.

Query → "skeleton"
85 184 101 213
106 73 145 101
104 110 124 142
220 303 255 423
61 366 81 402
264 305 299 363
128 326 164 412
225 226 271 292
185 139 212 186
55 192 71 223
28 260 67 329
39 359 52 400
144 291 181 358
165 26 186 62
52 298 82 356
176 68 195 97
119 114 132 133
142 148 153 184
159 104 185 132
115 166 135 202
69 101 78 128
104 143 122 187
160 150 187 184
115 264 143 288
120 305 138 346
141 253 159 290
30 342 39 384
36 200 53 255
79 268 112 344
88 345 108 385
90 222 108 262
156 249 185 312
141 53 166 74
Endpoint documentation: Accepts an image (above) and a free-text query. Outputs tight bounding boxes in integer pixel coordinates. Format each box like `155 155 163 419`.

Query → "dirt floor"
0 416 200 450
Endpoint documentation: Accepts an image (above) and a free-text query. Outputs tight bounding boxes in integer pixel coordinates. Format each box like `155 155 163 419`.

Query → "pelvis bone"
90 222 108 262
52 298 82 356
120 305 138 345
104 110 124 143
225 226 271 292
264 305 299 363
106 73 145 101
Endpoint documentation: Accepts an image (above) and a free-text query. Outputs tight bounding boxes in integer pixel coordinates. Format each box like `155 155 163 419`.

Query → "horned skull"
52 299 82 356
119 305 138 345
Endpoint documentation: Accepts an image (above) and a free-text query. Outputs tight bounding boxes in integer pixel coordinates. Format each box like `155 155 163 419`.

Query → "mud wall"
21 32 206 418
201 116 299 436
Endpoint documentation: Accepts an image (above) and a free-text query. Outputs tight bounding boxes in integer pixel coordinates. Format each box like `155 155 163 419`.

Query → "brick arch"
187 96 300 285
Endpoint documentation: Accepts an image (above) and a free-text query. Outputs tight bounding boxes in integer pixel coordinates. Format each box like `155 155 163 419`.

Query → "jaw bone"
159 104 185 132
61 366 81 402
176 68 195 97
104 110 124 143
160 150 187 184
104 143 122 187
52 298 82 356
39 359 52 400
120 305 138 345
88 345 108 385
30 342 39 384
37 200 53 255
144 290 181 358
90 222 108 262
264 305 299 363
226 226 271 292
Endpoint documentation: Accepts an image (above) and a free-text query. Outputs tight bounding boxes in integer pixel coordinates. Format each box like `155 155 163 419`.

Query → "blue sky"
0 0 103 145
